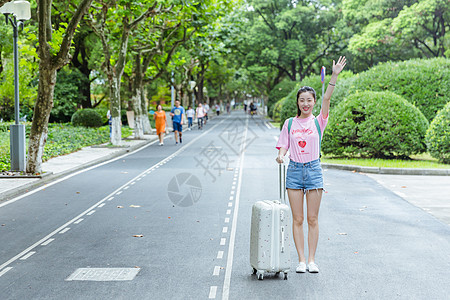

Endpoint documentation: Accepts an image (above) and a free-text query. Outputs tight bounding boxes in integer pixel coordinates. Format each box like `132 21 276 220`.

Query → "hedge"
343 57 450 122
268 79 298 117
322 91 429 159
425 102 450 163
71 109 103 127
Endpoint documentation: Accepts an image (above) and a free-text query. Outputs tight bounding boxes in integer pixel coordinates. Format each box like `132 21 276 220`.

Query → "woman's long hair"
296 86 316 117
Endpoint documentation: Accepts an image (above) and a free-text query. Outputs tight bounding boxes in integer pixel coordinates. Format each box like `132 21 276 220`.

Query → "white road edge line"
0 118 227 273
222 117 248 300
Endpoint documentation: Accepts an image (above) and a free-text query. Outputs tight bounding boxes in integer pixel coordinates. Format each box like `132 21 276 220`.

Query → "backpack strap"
287 117 293 143
314 117 322 158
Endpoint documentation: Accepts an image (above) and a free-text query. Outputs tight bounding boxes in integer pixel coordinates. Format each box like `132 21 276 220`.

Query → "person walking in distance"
170 100 185 144
215 103 221 116
196 103 206 130
203 102 210 124
186 105 195 131
275 56 347 274
153 104 167 146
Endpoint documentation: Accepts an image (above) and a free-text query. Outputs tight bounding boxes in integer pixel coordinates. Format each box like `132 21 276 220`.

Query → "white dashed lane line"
0 267 13 278
98 203 106 208
59 228 71 234
19 252 36 260
220 238 226 246
40 239 54 246
209 286 218 299
87 210 96 216
74 219 84 224
217 251 224 259
213 266 221 276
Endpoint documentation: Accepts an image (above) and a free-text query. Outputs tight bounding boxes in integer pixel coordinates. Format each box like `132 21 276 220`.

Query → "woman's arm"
276 147 288 164
321 56 347 118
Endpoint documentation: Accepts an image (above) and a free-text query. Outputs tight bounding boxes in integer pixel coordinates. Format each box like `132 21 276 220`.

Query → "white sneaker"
308 262 319 273
296 262 306 273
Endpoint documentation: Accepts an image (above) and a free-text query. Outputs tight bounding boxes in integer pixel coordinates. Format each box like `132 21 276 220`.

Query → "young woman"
153 104 167 146
276 56 346 273
196 103 206 130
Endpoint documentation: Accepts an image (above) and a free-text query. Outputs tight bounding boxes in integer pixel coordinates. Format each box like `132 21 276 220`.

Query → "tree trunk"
26 67 57 174
110 75 122 145
140 87 152 134
26 0 93 174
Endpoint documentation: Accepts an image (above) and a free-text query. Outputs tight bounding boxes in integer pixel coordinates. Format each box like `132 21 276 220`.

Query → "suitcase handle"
279 163 286 204
281 226 285 253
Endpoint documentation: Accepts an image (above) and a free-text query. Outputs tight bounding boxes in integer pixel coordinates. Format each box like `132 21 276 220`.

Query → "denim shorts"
173 122 182 132
286 159 323 191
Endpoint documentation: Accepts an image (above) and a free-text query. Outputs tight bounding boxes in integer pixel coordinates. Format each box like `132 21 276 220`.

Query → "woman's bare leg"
288 188 306 263
306 189 323 263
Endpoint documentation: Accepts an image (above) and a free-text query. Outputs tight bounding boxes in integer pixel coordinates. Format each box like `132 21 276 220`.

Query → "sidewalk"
0 134 159 202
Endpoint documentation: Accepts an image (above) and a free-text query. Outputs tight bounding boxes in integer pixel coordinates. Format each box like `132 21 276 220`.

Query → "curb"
322 163 450 176
0 137 158 203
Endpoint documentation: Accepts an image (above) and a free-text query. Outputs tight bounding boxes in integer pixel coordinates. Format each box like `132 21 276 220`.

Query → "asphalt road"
0 112 449 300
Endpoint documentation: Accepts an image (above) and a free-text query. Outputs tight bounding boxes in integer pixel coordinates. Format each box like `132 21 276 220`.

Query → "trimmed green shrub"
268 79 298 117
425 102 450 163
71 109 103 127
272 97 286 123
322 91 429 159
345 58 450 122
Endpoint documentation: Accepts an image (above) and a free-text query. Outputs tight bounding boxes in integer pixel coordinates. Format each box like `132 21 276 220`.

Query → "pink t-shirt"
276 111 328 163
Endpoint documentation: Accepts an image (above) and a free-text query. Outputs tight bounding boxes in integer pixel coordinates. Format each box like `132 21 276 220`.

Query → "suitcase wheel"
283 272 288 280
256 270 264 280
252 268 257 275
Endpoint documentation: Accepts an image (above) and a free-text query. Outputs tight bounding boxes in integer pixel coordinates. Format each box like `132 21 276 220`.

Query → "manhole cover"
65 268 140 281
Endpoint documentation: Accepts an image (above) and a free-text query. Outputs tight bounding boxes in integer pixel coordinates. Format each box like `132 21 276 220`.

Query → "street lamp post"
0 0 31 172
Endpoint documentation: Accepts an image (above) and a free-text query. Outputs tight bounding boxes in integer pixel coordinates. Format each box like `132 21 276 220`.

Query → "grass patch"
321 153 450 169
270 121 280 128
0 124 133 171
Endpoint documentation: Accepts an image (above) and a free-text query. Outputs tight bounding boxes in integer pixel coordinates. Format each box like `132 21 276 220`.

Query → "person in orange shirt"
153 104 167 146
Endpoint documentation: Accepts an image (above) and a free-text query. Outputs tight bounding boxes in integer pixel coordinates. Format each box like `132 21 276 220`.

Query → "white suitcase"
250 164 290 280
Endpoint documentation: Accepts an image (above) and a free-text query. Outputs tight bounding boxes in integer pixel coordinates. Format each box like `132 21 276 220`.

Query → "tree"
243 0 344 82
26 0 93 174
87 0 171 145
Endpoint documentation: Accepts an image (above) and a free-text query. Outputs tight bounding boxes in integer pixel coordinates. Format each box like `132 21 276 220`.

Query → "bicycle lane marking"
221 117 249 300
0 118 226 274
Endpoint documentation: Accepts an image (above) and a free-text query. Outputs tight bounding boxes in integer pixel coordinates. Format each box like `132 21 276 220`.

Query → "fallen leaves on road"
338 233 347 235
354 251 359 254
1 224 5 226
117 206 124 208
121 171 128 174
133 235 144 238
401 186 407 188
